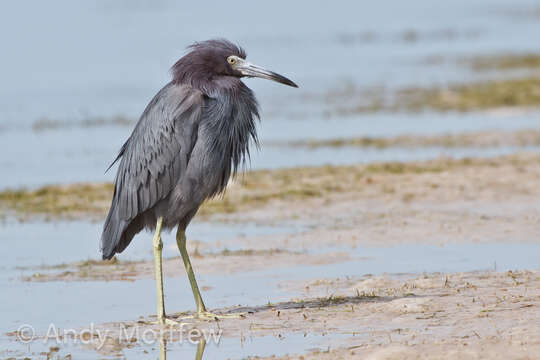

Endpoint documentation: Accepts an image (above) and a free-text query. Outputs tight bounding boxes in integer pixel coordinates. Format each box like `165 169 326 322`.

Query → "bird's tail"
102 197 145 261
101 200 145 260
100 202 127 260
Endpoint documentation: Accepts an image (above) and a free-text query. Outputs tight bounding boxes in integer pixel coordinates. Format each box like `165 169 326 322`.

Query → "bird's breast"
194 90 258 198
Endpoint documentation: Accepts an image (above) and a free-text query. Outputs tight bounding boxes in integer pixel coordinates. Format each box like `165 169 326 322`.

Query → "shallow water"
1 0 539 127
3 116 540 189
3 331 349 360
2 0 540 189
1 218 539 359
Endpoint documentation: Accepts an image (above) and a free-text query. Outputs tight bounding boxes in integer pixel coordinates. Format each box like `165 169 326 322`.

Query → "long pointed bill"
236 59 298 88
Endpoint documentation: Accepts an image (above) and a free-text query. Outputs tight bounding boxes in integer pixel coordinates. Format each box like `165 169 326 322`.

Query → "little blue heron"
100 39 298 323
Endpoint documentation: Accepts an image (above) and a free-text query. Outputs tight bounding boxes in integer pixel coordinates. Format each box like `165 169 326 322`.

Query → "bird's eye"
227 57 236 65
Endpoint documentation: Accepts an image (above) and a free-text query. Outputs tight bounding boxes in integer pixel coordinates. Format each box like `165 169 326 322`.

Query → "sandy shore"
5 153 540 358
259 270 540 359
68 270 540 359
18 152 540 283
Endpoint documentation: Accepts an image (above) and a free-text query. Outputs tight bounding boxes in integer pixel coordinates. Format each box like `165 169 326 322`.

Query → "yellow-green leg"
176 228 207 313
195 338 206 360
176 227 244 320
158 334 205 360
159 335 167 360
152 217 177 326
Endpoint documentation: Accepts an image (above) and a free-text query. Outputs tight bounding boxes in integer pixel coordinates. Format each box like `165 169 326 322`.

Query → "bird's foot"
181 311 246 321
140 316 181 327
161 317 181 326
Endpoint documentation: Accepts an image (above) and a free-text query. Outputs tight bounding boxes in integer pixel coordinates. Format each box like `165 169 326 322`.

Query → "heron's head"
172 39 298 89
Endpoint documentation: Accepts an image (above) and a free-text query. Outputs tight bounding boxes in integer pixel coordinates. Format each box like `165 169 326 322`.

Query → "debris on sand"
74 270 540 359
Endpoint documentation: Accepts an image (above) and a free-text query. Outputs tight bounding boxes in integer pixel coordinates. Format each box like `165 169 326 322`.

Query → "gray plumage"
101 39 296 260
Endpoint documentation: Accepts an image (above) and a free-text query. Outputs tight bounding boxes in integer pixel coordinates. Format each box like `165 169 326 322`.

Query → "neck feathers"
203 81 260 195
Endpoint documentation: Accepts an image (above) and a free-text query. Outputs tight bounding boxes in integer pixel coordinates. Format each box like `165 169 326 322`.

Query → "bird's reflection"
195 338 207 360
159 336 206 360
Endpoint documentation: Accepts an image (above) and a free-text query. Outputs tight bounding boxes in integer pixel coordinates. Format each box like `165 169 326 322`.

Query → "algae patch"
288 129 540 149
468 53 540 71
0 183 114 221
32 115 135 132
2 154 539 221
21 257 143 282
396 77 540 112
325 76 540 114
21 248 303 282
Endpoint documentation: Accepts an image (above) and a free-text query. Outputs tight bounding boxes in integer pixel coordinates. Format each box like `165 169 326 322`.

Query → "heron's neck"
206 81 260 176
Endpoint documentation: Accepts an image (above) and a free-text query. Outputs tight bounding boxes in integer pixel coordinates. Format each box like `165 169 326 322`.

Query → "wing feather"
109 83 204 222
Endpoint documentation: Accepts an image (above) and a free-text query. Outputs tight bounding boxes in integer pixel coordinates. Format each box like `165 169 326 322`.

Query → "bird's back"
101 82 203 259
100 79 259 259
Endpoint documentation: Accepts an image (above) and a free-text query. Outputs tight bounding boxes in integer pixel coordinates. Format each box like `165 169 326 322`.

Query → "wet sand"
6 153 538 358
70 270 540 359
3 151 540 223
2 152 539 359
261 270 540 359
17 152 540 284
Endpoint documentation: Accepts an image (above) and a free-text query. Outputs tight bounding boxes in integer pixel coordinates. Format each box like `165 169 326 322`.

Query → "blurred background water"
1 0 540 189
